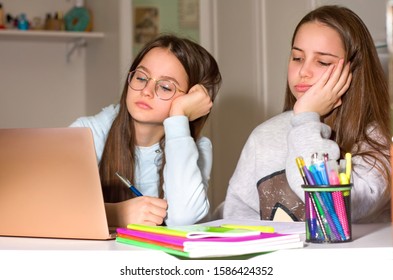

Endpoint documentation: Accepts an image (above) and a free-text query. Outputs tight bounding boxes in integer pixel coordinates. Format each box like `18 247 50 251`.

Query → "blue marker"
314 161 329 185
309 165 323 185
115 172 143 197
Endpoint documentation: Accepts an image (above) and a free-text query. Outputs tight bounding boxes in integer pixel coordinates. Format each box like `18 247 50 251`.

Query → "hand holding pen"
115 172 168 226
115 172 143 197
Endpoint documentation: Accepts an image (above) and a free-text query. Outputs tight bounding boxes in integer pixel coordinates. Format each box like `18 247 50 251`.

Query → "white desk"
0 220 392 252
0 221 392 279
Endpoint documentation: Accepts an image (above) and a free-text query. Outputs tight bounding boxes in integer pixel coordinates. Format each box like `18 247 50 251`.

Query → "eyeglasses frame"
127 70 187 101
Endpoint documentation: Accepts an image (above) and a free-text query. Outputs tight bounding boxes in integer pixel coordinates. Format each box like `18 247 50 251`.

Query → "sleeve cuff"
291 111 320 127
163 115 191 139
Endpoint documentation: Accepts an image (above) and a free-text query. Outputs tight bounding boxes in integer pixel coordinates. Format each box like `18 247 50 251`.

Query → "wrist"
169 106 186 117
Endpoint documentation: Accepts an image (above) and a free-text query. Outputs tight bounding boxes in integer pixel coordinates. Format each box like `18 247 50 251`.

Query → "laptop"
0 127 116 240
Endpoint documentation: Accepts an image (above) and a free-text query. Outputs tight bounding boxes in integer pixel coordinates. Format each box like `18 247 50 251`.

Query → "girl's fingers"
149 204 167 219
315 63 335 88
332 98 343 109
147 198 167 224
150 197 168 209
337 71 352 97
325 59 345 89
332 62 351 95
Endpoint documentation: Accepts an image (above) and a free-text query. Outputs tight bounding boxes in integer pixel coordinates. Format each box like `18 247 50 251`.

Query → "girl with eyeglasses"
224 5 391 223
70 34 222 227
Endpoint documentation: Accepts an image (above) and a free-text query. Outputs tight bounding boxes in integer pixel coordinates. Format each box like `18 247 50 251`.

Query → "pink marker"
329 170 340 185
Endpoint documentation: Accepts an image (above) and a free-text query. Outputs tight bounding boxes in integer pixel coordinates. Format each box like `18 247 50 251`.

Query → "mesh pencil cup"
302 184 352 243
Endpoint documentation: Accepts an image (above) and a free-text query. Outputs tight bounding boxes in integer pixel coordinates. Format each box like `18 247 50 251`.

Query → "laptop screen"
0 127 114 240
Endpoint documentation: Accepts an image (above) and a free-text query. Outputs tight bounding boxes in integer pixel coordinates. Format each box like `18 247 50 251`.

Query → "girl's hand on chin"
170 84 212 121
294 59 352 116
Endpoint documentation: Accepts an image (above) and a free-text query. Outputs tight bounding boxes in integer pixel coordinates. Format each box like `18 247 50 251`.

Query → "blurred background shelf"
0 29 104 42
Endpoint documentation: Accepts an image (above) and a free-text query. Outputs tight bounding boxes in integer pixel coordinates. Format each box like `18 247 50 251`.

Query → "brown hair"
283 5 391 186
99 34 222 202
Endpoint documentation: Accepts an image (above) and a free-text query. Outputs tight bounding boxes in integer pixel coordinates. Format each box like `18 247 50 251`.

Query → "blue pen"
115 172 143 197
312 162 328 185
308 165 323 185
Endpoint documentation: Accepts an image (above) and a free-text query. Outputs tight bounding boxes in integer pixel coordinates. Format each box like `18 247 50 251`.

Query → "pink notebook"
116 226 304 258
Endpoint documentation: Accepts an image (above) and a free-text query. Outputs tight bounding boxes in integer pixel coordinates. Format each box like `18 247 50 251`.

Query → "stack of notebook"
116 224 304 258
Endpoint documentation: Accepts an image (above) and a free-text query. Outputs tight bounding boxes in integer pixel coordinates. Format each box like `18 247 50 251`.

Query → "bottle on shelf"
52 11 65 31
5 13 15 29
17 13 29 30
64 0 93 32
0 3 5 29
30 16 43 30
44 13 53 30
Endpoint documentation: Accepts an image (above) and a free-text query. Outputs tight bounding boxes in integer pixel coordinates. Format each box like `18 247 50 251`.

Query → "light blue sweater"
70 104 211 225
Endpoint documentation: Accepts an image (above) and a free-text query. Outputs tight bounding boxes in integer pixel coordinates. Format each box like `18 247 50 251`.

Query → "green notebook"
117 236 190 258
126 224 262 239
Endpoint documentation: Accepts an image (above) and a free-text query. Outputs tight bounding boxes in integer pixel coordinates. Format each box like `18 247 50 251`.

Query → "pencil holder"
302 184 352 243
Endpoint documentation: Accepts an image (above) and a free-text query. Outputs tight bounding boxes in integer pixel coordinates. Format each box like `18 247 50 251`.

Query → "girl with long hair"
71 34 222 227
224 5 391 223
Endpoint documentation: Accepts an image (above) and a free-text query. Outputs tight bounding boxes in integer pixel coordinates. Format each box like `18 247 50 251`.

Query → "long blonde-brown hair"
284 5 391 187
99 34 222 202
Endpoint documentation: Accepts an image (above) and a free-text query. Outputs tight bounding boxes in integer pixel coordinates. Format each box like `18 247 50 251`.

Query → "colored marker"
339 173 349 185
345 153 352 181
309 193 328 240
314 160 329 185
296 157 309 184
303 166 316 185
326 160 340 185
305 192 318 239
309 165 323 185
323 153 331 184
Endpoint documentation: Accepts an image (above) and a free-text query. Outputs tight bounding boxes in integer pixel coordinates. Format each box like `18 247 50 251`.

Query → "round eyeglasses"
127 70 186 100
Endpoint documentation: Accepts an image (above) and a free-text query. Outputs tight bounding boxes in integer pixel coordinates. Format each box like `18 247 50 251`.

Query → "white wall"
0 0 125 128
